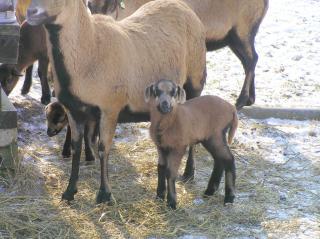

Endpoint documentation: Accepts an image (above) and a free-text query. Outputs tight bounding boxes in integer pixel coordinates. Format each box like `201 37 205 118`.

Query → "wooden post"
0 88 18 170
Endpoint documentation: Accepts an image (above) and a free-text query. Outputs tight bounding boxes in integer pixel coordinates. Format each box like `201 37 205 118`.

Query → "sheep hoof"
235 95 254 110
41 95 51 105
224 195 235 205
203 189 214 197
62 189 77 202
96 190 111 204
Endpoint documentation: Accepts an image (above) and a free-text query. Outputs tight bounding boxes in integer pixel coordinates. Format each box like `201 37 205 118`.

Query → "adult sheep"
26 0 207 203
89 0 269 109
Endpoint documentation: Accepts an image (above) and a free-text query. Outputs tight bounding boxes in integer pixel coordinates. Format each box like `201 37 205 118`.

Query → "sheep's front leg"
166 149 185 209
62 116 84 202
96 111 118 204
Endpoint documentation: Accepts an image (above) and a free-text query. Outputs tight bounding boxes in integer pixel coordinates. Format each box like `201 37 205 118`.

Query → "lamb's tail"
228 111 238 144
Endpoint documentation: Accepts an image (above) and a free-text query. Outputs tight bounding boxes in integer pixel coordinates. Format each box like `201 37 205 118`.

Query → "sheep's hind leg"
62 125 71 158
84 120 96 164
62 117 84 202
229 29 258 109
38 57 51 105
21 64 33 95
96 111 118 204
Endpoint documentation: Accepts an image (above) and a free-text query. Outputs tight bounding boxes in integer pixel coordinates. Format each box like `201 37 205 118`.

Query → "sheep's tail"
228 111 238 145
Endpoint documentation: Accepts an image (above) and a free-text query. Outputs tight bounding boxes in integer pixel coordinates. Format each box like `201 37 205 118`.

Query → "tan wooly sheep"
45 101 98 162
26 0 207 203
0 22 51 105
89 0 269 109
145 79 238 209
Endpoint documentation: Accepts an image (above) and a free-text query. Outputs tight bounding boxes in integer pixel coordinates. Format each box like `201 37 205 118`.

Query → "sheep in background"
27 0 207 203
89 0 269 109
145 79 238 209
0 22 51 105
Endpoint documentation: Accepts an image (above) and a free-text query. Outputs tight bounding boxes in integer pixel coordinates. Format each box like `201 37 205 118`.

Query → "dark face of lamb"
45 102 68 137
0 65 22 95
144 79 186 115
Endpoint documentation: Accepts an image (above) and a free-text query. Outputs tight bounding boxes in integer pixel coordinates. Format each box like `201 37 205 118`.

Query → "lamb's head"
45 102 68 137
0 64 22 96
144 79 186 115
26 0 88 25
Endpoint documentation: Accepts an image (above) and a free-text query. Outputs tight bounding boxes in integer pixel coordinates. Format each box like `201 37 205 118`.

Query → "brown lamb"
145 79 238 209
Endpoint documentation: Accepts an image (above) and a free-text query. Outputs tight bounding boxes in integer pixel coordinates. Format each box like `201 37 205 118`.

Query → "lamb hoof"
167 200 177 210
156 193 165 201
41 95 51 105
62 189 77 202
96 190 111 204
224 195 235 205
62 151 71 158
85 154 96 163
178 173 194 183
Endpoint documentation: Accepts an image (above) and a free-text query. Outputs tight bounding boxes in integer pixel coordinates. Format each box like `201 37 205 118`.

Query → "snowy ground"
2 0 320 238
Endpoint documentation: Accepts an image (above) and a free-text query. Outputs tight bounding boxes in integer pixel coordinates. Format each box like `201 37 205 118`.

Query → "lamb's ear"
144 84 155 103
176 86 186 104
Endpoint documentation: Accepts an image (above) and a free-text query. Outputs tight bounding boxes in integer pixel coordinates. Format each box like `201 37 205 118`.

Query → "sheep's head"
0 64 22 96
145 79 186 115
26 0 88 25
45 102 68 137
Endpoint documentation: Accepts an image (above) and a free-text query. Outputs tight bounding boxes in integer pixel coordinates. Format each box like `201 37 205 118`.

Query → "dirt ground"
1 0 319 238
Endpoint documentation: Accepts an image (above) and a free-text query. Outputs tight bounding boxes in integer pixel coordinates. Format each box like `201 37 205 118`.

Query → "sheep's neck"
53 1 95 72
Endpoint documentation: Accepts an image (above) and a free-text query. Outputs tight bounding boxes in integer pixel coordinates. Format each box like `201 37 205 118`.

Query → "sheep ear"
144 84 155 103
176 86 186 104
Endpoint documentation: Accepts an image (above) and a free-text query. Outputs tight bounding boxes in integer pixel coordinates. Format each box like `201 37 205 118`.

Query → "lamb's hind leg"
96 110 118 204
62 116 84 202
202 135 236 204
229 29 258 109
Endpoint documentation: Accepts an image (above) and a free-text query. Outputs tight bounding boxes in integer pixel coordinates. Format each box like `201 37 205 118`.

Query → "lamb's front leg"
166 148 185 209
62 116 84 202
156 147 168 200
96 111 118 204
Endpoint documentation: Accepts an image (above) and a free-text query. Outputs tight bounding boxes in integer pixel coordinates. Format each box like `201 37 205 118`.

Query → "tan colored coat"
149 95 238 149
51 0 206 114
